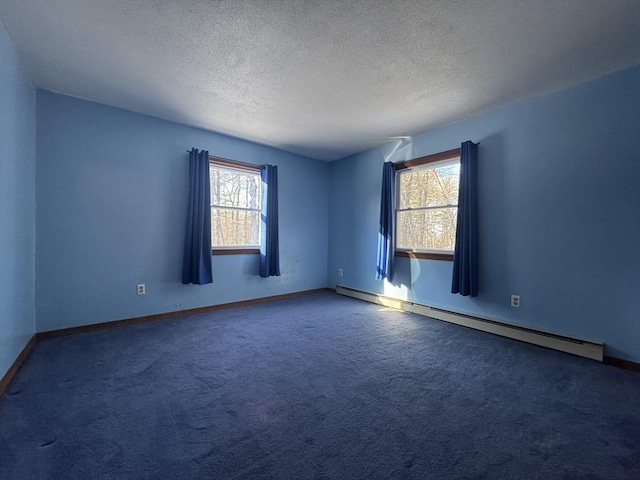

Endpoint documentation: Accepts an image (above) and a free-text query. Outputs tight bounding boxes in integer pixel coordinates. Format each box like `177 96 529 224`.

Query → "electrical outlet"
137 284 146 295
511 294 520 308
338 268 344 277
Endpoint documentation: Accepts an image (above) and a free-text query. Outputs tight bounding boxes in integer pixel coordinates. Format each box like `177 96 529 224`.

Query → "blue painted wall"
36 91 329 332
0 20 36 378
329 65 640 363
4 28 638 372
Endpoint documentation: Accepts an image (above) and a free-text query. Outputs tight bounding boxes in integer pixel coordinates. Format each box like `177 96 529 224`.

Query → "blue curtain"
376 161 396 281
182 148 213 285
260 165 280 277
451 141 479 296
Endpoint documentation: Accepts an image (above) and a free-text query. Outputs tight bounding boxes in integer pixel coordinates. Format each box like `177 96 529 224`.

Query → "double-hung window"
396 148 460 260
209 158 261 254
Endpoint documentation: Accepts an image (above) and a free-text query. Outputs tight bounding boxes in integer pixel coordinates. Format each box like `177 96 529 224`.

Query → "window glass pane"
397 208 458 251
210 167 261 209
398 163 460 209
211 208 260 246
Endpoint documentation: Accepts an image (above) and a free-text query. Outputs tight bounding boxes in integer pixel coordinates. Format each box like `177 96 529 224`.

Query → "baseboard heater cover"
336 285 603 362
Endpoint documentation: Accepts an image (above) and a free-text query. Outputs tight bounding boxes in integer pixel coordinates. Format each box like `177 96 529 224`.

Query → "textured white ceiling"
1 0 639 161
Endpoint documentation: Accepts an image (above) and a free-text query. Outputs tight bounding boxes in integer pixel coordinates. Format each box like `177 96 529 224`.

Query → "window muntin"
210 161 261 250
396 156 460 255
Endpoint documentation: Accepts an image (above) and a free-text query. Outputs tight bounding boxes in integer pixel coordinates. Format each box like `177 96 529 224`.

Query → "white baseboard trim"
336 285 603 361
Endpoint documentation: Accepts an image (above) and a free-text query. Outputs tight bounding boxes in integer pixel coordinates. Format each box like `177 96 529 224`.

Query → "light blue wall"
36 91 329 332
0 20 36 378
329 65 640 363
5 27 638 369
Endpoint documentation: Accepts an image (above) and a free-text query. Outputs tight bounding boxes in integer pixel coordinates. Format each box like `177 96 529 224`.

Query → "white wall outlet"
511 294 520 308
338 268 344 277
137 284 146 295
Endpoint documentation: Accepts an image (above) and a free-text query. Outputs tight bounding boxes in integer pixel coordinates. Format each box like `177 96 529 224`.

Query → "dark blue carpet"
1 292 638 479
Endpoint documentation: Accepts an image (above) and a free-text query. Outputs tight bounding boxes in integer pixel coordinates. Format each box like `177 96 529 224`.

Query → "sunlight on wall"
384 137 413 162
383 280 408 301
380 136 414 307
409 257 421 286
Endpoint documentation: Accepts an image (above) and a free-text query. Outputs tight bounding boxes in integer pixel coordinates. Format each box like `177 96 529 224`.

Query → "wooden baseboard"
0 335 37 397
2 289 331 397
37 287 332 340
604 356 640 373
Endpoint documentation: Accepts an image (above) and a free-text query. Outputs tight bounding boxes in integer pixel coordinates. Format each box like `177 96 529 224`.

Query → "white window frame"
209 157 261 254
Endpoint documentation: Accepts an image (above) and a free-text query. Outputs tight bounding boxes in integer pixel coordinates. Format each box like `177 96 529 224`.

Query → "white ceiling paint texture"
1 0 639 161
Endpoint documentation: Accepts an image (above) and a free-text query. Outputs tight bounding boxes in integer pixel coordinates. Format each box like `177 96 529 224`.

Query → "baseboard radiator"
336 285 603 362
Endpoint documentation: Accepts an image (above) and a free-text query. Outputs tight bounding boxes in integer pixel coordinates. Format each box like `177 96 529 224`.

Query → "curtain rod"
186 151 260 171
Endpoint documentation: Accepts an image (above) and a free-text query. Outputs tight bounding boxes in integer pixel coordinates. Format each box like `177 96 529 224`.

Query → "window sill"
395 250 454 261
212 248 260 256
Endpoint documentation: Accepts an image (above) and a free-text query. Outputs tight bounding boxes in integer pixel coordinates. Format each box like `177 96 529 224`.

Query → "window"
209 158 261 254
396 148 460 261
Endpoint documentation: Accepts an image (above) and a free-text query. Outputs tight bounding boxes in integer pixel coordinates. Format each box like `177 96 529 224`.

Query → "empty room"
1 1 639 478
